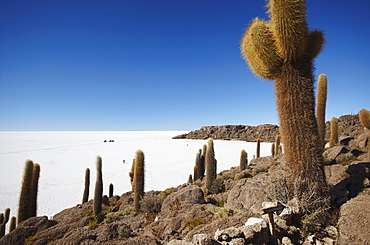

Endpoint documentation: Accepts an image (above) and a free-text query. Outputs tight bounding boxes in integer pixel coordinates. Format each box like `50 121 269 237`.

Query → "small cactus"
187 174 193 184
82 168 90 204
9 216 16 233
205 138 216 190
18 160 34 224
0 208 10 238
240 149 248 171
109 183 114 198
133 150 145 213
256 138 261 159
271 142 275 157
93 156 103 217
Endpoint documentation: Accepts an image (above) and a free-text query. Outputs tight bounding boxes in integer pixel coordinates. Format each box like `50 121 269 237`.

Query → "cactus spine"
241 0 329 231
330 117 338 147
240 149 248 171
0 208 10 238
133 150 145 213
18 160 34 224
9 216 16 233
205 138 216 190
93 156 103 217
82 168 90 204
316 74 328 149
109 183 114 198
256 138 261 159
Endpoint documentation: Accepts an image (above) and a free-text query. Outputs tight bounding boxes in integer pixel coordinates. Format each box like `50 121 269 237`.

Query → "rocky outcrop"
173 114 365 142
173 124 279 142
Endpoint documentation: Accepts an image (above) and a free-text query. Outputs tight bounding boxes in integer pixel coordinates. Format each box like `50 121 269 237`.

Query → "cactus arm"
307 30 325 60
241 18 282 79
267 0 309 61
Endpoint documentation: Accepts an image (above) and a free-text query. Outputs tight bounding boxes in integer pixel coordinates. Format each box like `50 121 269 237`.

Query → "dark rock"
339 136 354 146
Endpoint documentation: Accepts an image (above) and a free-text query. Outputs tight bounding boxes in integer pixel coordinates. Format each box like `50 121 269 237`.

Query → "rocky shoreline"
173 114 363 142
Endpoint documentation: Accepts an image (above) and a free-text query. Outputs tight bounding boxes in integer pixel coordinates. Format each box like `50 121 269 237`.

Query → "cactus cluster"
0 208 10 238
205 138 217 190
18 160 40 224
241 0 329 231
193 146 206 182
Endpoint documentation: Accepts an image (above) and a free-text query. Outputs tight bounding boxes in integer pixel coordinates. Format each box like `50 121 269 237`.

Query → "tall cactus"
18 160 34 224
256 138 261 159
133 150 145 212
93 156 103 217
82 168 90 204
329 117 338 147
205 138 216 190
0 208 10 238
316 74 328 149
359 109 370 161
241 0 329 232
240 149 248 171
29 163 40 218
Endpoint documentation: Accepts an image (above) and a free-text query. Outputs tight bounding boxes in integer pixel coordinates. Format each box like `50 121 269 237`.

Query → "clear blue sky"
1 0 369 131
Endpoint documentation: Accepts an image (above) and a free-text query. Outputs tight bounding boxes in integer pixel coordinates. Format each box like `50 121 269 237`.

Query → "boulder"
226 174 270 213
192 234 215 245
338 188 370 245
167 239 193 245
324 164 348 187
323 146 349 164
161 185 204 213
